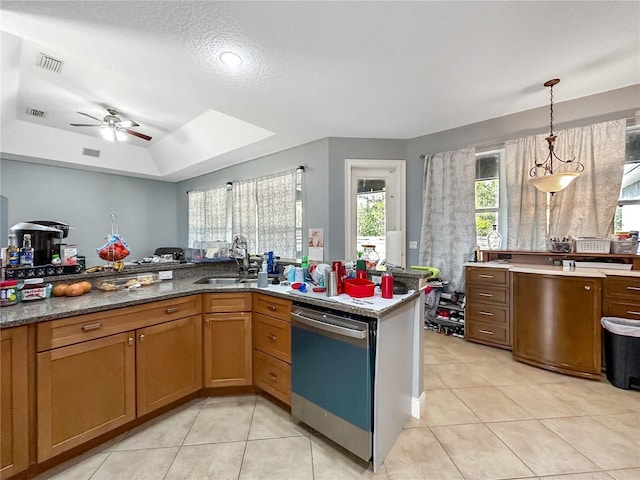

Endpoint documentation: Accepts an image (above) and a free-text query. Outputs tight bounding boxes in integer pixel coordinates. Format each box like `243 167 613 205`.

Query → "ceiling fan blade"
70 123 101 127
116 120 140 128
76 111 104 123
124 129 152 141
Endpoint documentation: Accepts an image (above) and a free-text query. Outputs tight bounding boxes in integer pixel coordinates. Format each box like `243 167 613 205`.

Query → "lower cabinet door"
203 312 252 387
1 327 29 479
136 315 202 416
253 349 291 405
37 332 136 462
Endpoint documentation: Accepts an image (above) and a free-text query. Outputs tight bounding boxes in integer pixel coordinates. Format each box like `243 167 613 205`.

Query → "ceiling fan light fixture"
100 126 116 142
115 129 127 142
219 51 242 67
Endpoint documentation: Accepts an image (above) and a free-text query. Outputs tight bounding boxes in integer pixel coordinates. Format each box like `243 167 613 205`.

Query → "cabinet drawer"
466 303 508 325
467 285 508 305
466 321 509 346
253 349 291 405
253 293 292 322
38 295 202 351
253 313 291 363
604 299 640 320
203 293 251 313
466 267 508 286
605 276 640 300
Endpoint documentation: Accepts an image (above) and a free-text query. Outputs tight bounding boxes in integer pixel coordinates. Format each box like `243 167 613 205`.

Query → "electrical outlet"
409 241 418 249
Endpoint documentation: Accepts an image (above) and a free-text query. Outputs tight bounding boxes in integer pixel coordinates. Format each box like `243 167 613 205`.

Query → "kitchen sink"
194 276 258 285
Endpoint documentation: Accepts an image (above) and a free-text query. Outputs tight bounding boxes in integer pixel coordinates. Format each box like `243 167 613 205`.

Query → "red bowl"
344 278 375 298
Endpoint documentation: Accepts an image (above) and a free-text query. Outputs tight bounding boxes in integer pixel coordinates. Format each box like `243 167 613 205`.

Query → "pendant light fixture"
528 79 584 194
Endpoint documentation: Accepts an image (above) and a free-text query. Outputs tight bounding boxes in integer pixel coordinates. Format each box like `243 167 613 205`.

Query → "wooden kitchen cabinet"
137 315 202 416
252 293 292 405
464 266 512 349
203 293 252 388
1 326 29 479
37 332 136 462
604 275 640 320
513 272 602 379
36 295 203 461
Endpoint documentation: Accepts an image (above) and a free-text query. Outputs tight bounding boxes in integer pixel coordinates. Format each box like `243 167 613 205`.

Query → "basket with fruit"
96 214 131 263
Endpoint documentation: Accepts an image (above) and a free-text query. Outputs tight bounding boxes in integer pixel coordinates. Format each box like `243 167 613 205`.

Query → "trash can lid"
601 317 640 337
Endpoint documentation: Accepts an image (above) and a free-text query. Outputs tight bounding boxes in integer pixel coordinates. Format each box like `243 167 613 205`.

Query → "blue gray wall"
0 159 178 266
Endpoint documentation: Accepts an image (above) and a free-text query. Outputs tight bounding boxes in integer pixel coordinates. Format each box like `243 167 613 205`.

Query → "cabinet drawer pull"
139 334 145 342
478 274 494 278
626 286 640 291
627 310 640 316
268 372 278 381
267 304 277 311
166 307 180 314
478 293 494 297
82 322 102 331
479 311 494 316
128 336 134 346
478 329 494 335
267 334 277 341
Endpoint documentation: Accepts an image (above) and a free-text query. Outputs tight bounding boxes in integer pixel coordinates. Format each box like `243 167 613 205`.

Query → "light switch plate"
409 241 418 249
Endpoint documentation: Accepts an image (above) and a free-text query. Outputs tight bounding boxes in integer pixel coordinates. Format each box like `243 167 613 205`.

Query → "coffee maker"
10 221 70 266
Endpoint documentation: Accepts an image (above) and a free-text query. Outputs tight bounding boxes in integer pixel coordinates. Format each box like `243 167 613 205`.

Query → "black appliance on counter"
153 247 186 263
10 220 70 266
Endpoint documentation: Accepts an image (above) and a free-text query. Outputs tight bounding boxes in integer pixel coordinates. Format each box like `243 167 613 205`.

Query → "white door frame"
344 159 406 267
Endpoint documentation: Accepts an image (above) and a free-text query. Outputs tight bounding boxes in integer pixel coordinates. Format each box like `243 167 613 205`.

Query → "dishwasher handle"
291 311 366 340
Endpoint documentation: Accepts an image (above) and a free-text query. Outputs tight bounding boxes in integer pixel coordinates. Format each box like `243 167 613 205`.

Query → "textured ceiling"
1 1 639 182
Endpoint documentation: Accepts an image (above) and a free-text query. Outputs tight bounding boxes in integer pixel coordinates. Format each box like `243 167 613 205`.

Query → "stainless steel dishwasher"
290 304 376 462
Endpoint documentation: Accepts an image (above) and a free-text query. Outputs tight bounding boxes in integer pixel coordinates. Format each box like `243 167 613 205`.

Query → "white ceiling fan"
70 107 152 142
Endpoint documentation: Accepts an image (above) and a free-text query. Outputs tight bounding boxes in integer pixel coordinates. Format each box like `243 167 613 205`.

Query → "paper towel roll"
386 231 403 267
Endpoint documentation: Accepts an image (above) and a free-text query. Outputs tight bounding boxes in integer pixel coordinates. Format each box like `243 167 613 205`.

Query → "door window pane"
356 179 386 261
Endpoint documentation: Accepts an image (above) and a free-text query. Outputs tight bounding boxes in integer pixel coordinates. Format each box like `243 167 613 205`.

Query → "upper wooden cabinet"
1 326 29 480
203 293 252 388
36 295 203 462
512 272 602 379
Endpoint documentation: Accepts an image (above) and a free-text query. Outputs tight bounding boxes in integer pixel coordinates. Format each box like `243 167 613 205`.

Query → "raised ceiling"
1 1 639 182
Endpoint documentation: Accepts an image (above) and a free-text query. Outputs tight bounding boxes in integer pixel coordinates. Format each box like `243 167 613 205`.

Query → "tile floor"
36 330 639 480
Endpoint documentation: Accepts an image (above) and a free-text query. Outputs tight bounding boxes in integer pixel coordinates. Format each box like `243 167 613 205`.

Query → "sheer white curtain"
505 119 627 248
232 179 258 254
256 170 297 258
187 186 227 247
548 120 626 238
419 148 476 292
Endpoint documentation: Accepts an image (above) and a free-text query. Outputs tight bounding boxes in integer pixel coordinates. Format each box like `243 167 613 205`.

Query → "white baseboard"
411 391 426 419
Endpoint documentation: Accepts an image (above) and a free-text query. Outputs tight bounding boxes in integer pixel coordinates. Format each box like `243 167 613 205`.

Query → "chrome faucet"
231 235 250 274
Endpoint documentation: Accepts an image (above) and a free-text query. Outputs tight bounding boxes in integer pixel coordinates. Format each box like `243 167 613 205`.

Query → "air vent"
82 148 101 158
37 53 64 73
26 108 45 118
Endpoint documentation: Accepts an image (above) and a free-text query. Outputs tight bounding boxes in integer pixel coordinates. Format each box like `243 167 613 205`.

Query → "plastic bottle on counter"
381 272 394 299
19 234 34 268
301 255 310 281
6 233 19 268
356 259 368 280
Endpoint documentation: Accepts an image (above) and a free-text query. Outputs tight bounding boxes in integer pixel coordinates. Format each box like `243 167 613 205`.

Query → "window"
614 125 640 236
188 168 302 260
474 150 504 248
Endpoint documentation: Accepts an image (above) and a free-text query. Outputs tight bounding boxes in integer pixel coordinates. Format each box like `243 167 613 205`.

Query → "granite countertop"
465 261 640 278
0 275 422 328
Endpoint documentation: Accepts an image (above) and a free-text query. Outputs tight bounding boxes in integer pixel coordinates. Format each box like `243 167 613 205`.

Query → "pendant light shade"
528 79 584 194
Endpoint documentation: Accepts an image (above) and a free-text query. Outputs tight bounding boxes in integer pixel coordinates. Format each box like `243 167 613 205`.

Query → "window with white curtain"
188 168 301 260
615 125 640 237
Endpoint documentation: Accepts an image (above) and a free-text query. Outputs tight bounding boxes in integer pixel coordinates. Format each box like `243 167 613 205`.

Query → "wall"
0 159 178 266
176 139 330 257
404 84 640 267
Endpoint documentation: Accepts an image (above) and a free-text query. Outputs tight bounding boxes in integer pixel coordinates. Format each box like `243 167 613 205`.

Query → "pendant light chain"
549 83 554 137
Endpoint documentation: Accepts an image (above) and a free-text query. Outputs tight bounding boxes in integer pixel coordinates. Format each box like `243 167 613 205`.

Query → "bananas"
113 261 125 272
86 261 125 273
86 265 104 273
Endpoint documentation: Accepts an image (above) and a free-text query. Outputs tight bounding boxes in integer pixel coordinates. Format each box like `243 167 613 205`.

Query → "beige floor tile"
34 452 109 480
405 388 481 427
248 396 309 439
542 417 640 470
423 346 462 365
205 393 258 405
452 386 533 422
582 382 640 413
607 468 640 479
591 413 640 447
383 427 464 480
427 363 491 388
498 384 578 419
239 436 313 480
310 433 388 480
164 442 246 480
423 365 448 390
431 423 534 480
537 473 613 480
542 383 636 416
91 447 178 480
115 401 202 450
464 361 536 386
487 420 598 476
183 398 255 445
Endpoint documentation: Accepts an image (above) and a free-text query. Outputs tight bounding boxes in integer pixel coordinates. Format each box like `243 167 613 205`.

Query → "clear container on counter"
94 273 159 291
